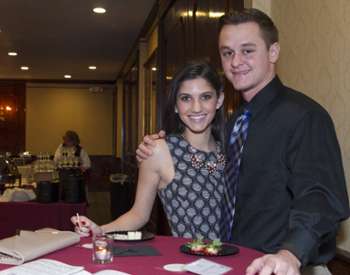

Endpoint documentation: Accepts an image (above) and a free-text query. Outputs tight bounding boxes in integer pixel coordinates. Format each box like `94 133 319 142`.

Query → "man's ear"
269 42 280 63
216 92 225 109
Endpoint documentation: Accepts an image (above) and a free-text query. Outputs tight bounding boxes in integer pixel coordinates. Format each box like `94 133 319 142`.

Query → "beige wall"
249 0 350 251
26 84 114 155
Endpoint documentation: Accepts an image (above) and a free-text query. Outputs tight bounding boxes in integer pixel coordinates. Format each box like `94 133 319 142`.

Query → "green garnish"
209 239 222 248
186 237 205 248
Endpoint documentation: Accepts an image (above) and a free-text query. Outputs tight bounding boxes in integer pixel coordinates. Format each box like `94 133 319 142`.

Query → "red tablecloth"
0 201 87 239
0 236 263 274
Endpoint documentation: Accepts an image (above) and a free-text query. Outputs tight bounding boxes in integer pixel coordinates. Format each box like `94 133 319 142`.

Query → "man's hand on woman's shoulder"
136 130 166 162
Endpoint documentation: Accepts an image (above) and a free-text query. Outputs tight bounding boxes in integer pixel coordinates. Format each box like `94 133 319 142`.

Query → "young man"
137 9 349 275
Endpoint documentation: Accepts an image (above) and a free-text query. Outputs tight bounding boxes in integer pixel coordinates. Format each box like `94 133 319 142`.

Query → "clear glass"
92 234 113 264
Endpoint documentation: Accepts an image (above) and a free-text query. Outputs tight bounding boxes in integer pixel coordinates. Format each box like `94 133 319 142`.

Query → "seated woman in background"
54 130 91 172
72 61 225 240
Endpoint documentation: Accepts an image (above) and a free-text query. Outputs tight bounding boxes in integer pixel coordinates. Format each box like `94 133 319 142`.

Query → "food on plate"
204 239 222 255
186 238 206 252
128 231 142 240
186 238 222 255
112 231 143 240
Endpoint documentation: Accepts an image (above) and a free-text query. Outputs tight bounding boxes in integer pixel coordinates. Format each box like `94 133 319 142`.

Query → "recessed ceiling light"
21 66 29 71
93 7 106 14
8 52 18 56
64 75 72 79
151 67 157 71
89 66 97 70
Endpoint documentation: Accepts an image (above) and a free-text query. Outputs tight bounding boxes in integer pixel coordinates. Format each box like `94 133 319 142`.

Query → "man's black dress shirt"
226 76 349 266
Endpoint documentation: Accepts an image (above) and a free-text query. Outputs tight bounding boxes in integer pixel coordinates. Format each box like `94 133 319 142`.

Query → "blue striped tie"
221 109 251 241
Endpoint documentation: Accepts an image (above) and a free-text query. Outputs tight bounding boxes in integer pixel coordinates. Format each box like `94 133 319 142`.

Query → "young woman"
72 62 225 240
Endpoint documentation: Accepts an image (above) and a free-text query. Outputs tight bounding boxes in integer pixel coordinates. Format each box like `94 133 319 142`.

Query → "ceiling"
0 0 155 82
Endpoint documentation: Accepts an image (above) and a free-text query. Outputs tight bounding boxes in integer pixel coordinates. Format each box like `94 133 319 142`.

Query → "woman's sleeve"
53 144 62 163
80 148 91 169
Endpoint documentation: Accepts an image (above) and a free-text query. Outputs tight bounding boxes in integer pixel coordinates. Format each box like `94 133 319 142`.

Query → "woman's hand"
70 215 103 237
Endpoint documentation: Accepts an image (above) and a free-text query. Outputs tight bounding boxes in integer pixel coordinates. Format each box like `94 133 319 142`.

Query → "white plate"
106 231 154 242
94 270 130 275
163 263 186 272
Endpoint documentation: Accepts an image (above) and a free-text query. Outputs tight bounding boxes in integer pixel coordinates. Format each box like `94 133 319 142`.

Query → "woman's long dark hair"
163 61 225 142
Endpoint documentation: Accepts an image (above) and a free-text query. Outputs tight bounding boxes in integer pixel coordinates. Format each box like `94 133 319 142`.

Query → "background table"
0 201 87 239
0 236 263 274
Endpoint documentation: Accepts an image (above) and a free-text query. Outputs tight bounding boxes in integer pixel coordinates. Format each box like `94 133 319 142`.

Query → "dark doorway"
0 82 25 154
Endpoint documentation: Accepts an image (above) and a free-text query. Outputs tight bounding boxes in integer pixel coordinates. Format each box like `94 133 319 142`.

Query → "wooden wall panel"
123 64 139 157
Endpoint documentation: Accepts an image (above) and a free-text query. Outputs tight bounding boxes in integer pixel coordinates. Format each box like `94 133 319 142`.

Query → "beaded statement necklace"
188 143 226 175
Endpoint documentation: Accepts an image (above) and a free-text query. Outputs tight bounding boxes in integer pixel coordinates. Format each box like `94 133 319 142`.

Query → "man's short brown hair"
219 8 279 48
